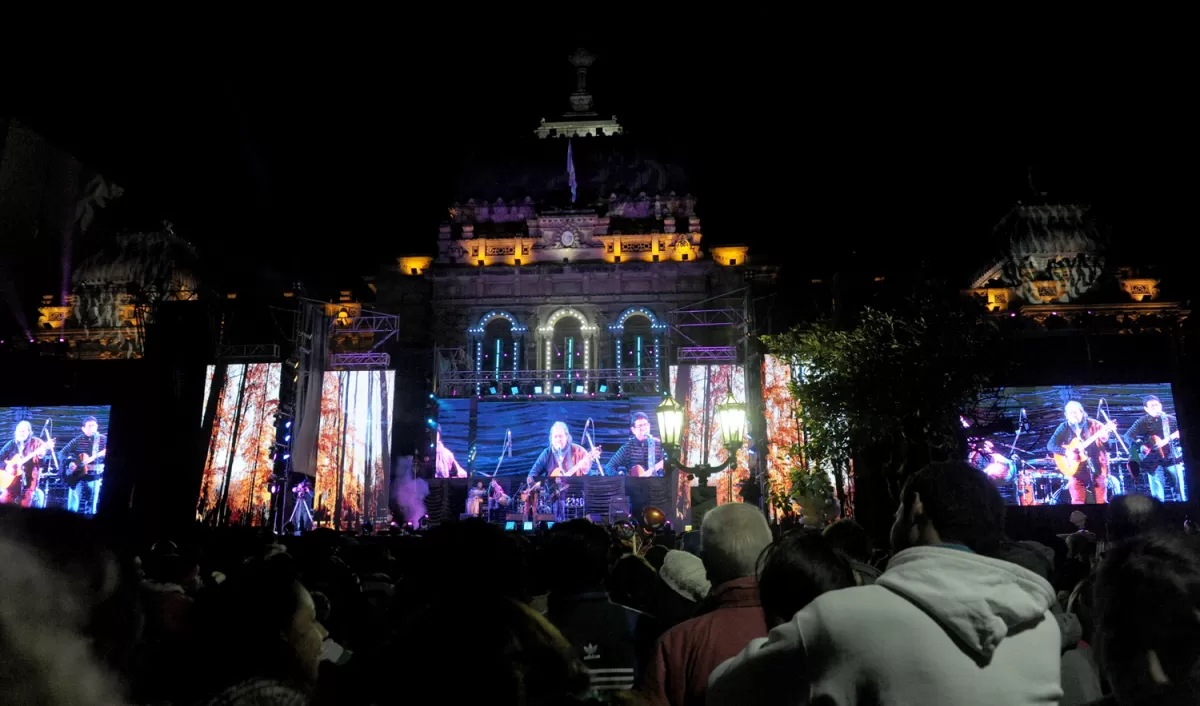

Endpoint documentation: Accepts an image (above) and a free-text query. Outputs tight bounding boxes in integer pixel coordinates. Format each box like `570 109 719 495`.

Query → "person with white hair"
1 420 54 507
643 503 772 706
1048 400 1116 504
522 422 600 520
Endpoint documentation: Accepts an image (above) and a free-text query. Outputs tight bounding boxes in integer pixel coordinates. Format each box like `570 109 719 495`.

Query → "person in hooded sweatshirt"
707 461 1063 705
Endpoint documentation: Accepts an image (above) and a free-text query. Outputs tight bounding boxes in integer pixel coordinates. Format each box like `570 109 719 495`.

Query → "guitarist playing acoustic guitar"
604 412 663 477
1122 394 1187 502
0 420 55 507
1048 401 1117 505
524 422 602 520
58 415 108 515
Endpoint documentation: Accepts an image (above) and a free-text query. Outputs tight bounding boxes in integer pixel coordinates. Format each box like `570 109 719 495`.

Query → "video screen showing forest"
198 364 281 525
314 370 395 526
668 364 752 505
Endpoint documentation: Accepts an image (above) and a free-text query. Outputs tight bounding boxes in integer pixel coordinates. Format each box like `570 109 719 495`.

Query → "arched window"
552 316 583 372
609 307 665 394
482 318 514 382
622 314 655 378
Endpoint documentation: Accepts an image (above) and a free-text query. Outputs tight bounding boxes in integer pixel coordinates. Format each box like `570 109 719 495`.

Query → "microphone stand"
583 418 603 476
1097 401 1129 496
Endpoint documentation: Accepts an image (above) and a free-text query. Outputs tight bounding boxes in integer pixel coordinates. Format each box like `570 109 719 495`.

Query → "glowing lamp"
716 392 746 449
656 396 684 448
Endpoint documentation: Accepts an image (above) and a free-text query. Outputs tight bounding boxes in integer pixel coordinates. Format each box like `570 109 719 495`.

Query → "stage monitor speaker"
505 513 525 522
535 513 555 522
459 513 480 521
586 514 604 524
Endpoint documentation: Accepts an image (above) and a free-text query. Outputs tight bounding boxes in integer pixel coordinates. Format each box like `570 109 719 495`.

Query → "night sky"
5 36 1190 333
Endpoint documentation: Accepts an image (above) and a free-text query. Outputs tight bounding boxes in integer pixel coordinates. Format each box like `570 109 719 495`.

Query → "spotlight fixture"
533 385 544 394
510 385 520 395
574 383 586 394
552 384 563 394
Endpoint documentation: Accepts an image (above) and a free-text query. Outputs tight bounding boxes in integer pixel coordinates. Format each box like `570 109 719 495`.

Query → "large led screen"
761 356 804 512
315 370 395 527
969 384 1186 506
0 405 113 516
198 364 281 525
435 398 662 478
668 365 752 506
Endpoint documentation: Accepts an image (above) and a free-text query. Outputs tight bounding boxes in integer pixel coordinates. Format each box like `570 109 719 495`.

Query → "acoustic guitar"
66 448 106 488
519 480 542 503
1053 420 1117 477
1 439 55 491
630 459 665 477
1134 430 1180 464
548 447 602 477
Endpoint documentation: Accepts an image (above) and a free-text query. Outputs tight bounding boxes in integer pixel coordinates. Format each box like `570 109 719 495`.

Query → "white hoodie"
708 545 1063 705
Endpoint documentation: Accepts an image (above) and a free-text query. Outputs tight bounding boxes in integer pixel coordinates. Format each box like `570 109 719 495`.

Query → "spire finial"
567 48 597 114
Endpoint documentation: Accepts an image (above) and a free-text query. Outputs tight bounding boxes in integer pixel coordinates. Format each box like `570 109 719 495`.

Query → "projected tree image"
198 364 281 526
315 370 394 529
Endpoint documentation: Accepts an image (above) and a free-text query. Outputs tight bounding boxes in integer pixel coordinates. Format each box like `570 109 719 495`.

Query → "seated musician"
968 438 1017 504
487 478 510 510
604 413 663 477
466 481 487 516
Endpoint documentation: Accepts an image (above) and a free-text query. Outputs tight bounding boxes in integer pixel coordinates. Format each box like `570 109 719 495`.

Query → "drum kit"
1010 451 1132 506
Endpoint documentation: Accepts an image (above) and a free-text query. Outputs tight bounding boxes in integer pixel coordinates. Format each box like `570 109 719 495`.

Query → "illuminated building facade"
966 202 1189 330
375 49 768 402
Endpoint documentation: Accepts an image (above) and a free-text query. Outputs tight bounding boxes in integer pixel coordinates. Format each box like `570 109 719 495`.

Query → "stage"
424 473 688 527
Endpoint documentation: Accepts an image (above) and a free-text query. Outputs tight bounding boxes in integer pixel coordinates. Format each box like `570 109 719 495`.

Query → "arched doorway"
609 306 665 394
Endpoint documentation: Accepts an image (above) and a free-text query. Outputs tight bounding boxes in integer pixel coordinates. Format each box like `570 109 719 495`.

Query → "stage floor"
423 474 687 527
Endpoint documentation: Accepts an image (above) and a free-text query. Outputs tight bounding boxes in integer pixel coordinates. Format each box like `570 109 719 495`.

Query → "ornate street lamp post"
656 393 746 520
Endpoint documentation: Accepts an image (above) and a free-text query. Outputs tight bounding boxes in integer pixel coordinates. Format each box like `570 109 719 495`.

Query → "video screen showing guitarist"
1048 401 1117 505
58 415 107 515
1 420 54 507
524 421 601 520
1123 395 1186 503
604 412 663 477
528 421 602 480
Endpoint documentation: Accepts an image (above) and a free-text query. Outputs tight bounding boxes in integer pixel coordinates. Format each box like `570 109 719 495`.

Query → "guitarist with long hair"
1048 401 1115 505
1 420 54 507
58 415 107 515
525 422 601 519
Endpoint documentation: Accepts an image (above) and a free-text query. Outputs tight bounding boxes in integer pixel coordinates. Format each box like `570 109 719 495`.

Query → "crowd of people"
1 460 1198 705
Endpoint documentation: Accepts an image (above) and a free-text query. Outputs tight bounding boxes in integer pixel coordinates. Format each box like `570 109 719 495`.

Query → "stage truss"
215 343 281 362
328 307 400 370
669 289 749 364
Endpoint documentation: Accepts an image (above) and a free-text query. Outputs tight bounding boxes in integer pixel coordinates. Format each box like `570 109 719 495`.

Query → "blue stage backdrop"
970 383 1187 505
0 404 114 516
437 398 662 478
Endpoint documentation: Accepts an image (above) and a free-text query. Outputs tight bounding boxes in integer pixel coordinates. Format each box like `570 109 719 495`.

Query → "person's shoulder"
802 584 895 621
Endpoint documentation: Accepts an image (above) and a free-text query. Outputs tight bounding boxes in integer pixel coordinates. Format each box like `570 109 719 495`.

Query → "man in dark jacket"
543 520 661 693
